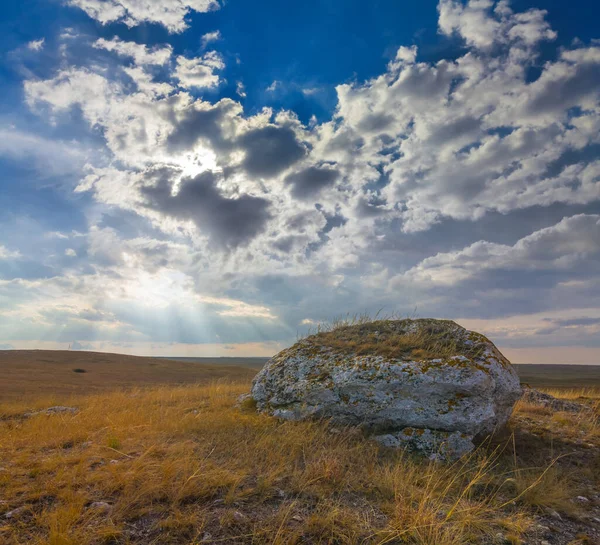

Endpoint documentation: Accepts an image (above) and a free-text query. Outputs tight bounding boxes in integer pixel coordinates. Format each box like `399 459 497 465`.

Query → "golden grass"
2 382 598 544
0 382 600 545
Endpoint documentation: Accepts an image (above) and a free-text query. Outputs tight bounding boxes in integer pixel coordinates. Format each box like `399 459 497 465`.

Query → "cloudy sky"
1 0 600 362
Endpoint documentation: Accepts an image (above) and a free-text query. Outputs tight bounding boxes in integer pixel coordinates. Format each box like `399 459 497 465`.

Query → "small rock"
24 406 78 418
44 406 78 415
233 511 248 523
109 460 120 465
291 515 303 522
276 488 286 498
541 541 551 545
548 509 562 520
89 502 111 512
4 506 27 519
375 428 474 461
576 496 590 502
521 389 586 413
200 533 212 542
593 517 600 524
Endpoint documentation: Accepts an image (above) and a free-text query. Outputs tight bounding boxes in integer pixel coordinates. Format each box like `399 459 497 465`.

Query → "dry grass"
304 318 486 361
0 350 257 403
2 381 599 545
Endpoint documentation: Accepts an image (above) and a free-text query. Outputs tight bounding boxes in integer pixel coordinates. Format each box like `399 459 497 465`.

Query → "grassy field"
0 351 257 402
1 351 599 544
513 365 600 389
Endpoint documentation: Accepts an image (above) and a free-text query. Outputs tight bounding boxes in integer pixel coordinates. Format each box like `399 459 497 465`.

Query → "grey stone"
24 406 78 418
521 389 587 413
89 502 112 512
4 506 27 519
374 428 475 461
249 319 522 459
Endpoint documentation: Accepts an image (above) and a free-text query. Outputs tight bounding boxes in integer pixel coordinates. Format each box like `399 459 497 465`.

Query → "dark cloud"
167 99 240 152
427 116 481 146
357 113 395 133
546 317 600 327
238 126 306 178
142 170 272 248
285 165 340 199
355 196 388 218
271 235 309 254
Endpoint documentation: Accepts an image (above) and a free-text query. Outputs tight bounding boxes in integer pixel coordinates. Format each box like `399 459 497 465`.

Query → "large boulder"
249 319 522 459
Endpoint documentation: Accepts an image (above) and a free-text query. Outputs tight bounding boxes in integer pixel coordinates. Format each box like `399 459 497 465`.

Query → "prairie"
0 351 599 545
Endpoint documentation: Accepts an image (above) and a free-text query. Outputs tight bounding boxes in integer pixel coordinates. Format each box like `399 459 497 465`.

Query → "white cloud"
266 80 280 92
397 214 600 287
236 81 247 98
67 0 221 33
201 30 222 48
65 248 77 257
198 295 276 319
93 37 172 65
27 38 45 52
438 0 556 49
0 246 22 260
174 52 225 89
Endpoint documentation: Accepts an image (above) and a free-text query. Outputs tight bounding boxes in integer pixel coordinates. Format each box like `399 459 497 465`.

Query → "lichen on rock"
247 318 522 460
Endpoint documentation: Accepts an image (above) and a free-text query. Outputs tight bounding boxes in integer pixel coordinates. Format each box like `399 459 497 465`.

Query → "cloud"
285 165 341 199
438 0 556 49
201 30 222 49
0 245 22 260
71 340 95 350
27 39 45 51
93 37 172 65
238 125 307 178
67 0 221 33
174 52 225 89
0 126 89 177
400 214 600 287
65 248 77 257
266 80 280 92
236 81 247 98
141 170 272 248
552 317 600 327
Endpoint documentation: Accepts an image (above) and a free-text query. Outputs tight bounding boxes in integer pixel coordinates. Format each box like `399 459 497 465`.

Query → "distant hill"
162 356 269 369
0 350 257 402
513 363 600 388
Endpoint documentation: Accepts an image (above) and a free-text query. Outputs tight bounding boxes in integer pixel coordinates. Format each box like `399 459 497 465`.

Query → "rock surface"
23 406 78 418
249 319 522 458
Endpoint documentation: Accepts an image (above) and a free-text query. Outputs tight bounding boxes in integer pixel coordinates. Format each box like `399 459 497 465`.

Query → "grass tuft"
303 316 487 361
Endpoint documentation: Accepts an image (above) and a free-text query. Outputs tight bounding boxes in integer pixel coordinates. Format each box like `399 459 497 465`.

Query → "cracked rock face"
250 319 522 459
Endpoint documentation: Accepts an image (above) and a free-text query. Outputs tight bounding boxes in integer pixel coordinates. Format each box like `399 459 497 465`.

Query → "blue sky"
1 0 600 362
